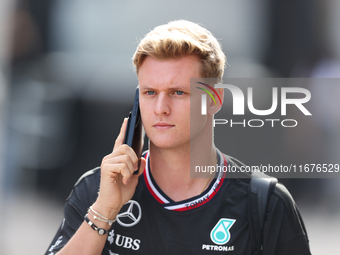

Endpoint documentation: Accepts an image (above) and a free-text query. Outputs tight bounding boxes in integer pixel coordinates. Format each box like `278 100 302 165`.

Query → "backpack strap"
248 172 277 255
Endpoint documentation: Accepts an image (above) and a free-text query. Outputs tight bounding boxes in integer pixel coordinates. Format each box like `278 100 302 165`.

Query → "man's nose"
154 92 170 115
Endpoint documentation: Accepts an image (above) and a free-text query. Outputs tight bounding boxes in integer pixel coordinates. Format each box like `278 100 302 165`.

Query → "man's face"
138 55 204 150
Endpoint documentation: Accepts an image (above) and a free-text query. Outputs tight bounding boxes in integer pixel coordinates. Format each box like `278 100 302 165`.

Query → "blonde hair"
132 20 226 82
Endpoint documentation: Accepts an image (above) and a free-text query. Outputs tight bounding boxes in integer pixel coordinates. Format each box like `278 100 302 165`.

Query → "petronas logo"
210 218 236 245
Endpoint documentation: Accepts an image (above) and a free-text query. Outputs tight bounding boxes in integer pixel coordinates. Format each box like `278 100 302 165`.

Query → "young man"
46 20 311 255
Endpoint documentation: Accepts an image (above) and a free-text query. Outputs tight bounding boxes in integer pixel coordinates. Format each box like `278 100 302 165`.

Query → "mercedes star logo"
116 200 142 227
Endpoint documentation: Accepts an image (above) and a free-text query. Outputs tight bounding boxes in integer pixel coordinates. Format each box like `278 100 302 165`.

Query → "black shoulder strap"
248 172 277 255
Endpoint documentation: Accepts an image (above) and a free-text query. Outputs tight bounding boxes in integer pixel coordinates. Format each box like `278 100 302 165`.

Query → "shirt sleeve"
263 183 311 255
45 167 101 255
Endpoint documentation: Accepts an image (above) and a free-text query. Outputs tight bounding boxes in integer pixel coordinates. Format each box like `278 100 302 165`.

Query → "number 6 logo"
210 218 236 245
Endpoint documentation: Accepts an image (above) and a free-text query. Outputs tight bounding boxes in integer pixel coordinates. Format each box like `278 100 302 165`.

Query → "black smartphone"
124 88 144 174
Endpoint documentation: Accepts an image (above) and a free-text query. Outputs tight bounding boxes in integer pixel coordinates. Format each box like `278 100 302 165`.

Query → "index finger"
113 118 128 151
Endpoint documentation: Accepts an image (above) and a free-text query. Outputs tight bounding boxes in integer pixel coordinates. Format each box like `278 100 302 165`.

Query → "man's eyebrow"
140 85 189 91
170 86 189 91
139 86 155 91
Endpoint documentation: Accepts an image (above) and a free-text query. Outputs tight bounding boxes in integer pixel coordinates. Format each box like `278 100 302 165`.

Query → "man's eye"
175 91 184 95
146 91 155 95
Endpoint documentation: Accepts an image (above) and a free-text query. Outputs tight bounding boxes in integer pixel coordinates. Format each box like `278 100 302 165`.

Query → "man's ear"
207 88 224 115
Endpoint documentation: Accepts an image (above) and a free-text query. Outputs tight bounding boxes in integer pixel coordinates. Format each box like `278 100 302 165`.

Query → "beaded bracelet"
84 214 109 235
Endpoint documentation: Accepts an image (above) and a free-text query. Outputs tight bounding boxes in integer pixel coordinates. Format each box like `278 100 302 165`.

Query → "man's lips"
153 122 175 130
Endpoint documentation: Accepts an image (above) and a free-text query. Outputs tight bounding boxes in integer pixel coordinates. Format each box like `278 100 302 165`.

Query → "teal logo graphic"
210 218 236 245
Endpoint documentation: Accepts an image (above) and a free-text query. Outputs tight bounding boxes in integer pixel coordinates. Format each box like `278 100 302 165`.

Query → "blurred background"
1 0 340 254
